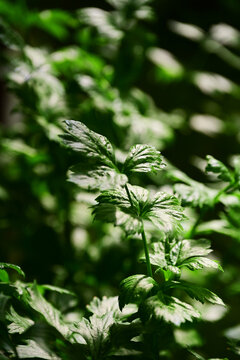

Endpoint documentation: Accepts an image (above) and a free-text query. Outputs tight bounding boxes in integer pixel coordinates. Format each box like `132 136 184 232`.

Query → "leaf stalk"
141 224 153 277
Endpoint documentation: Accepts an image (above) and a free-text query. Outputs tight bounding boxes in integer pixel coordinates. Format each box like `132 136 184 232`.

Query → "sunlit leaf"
6 307 34 334
140 293 200 325
62 120 116 168
0 263 25 278
123 144 165 174
119 274 158 310
93 185 185 234
179 256 223 272
206 155 233 182
68 165 127 191
26 284 69 338
78 8 122 41
17 340 59 360
177 239 212 264
164 281 224 305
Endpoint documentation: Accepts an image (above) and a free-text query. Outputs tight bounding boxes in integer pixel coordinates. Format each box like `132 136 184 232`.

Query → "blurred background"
1 0 240 358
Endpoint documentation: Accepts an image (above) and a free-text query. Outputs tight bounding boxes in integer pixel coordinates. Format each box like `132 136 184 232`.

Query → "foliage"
1 0 240 359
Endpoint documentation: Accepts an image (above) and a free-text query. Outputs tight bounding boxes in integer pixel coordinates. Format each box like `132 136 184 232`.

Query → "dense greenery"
0 0 240 358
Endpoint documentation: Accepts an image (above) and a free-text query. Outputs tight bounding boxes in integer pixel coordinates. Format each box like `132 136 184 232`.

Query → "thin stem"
141 224 153 277
125 183 152 277
214 182 234 203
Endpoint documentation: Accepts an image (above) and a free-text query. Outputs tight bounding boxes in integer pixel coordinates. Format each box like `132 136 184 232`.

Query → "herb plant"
1 0 240 359
0 121 230 359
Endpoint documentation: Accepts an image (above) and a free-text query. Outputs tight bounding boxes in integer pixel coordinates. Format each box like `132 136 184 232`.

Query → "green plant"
1 0 240 358
60 120 228 359
0 121 230 359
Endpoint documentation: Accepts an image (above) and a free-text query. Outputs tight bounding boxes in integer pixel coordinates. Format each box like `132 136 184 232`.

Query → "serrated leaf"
143 242 167 268
177 239 212 264
174 182 217 208
93 185 185 235
87 296 120 318
62 120 116 168
140 293 200 326
123 144 165 174
71 314 113 357
0 263 25 278
16 340 60 360
141 241 181 276
164 281 225 306
26 283 69 338
119 275 158 310
146 192 185 234
6 307 34 334
71 296 138 357
206 155 233 182
69 165 127 191
179 256 223 272
87 296 137 322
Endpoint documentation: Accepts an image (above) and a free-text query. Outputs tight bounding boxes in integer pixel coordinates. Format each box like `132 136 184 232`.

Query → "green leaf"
68 165 127 191
140 292 200 325
179 256 223 272
119 275 158 310
174 328 203 348
0 270 9 282
93 185 185 234
87 296 120 318
26 283 69 338
38 284 75 296
71 296 138 357
87 296 137 321
146 192 185 233
0 263 25 278
206 155 233 182
62 120 116 168
71 314 113 357
123 144 165 174
177 239 212 264
174 182 217 208
78 8 123 41
164 281 225 305
16 340 59 359
6 306 34 334
144 242 167 268
141 241 181 276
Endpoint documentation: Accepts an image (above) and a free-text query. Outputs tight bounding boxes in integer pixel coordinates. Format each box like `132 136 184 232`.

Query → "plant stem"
214 182 234 203
141 224 153 277
125 183 152 277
